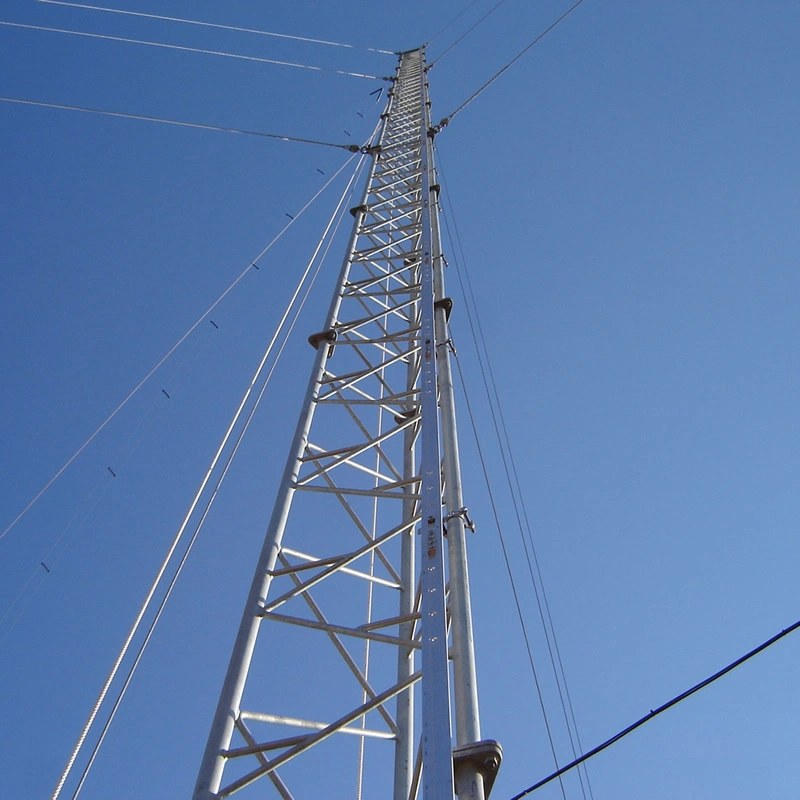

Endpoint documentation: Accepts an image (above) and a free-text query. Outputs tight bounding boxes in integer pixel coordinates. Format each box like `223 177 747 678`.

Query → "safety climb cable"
0 149 367 546
0 21 382 79
50 145 372 800
0 96 366 152
437 150 593 800
436 0 588 130
429 0 510 67
60 152 369 800
34 0 395 54
508 617 800 799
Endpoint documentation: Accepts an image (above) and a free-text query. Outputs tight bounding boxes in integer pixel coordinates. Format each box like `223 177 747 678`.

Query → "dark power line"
508 618 800 800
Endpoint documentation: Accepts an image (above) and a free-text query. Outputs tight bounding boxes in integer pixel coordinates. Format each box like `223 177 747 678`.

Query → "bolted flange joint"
453 739 503 798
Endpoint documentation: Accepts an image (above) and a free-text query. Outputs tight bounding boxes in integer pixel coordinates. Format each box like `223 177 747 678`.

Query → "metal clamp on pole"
307 329 337 358
443 507 476 534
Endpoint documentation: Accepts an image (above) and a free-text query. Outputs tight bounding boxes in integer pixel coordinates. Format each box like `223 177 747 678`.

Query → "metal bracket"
443 506 475 534
307 329 337 358
437 337 457 357
452 739 503 798
434 296 453 321
392 408 418 425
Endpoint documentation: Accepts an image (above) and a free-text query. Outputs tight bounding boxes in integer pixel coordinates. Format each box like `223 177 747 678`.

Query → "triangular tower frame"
193 47 500 800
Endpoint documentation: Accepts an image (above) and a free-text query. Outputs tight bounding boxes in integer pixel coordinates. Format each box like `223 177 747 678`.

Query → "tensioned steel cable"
508 618 800 799
429 0 510 67
436 150 593 799
50 146 371 800
0 390 163 647
34 0 395 54
61 153 369 800
437 0 588 128
0 96 363 151
0 21 381 78
0 151 365 546
426 0 483 45
450 351 569 800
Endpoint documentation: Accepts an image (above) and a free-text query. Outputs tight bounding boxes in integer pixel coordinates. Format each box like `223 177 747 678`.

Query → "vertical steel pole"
426 64 487 800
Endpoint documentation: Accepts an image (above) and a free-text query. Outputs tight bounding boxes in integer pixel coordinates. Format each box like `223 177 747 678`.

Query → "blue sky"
2 1 800 798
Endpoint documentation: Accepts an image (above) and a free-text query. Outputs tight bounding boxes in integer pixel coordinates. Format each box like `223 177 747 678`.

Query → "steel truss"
194 48 498 800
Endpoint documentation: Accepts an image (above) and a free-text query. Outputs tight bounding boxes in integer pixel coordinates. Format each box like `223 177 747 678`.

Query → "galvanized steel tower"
193 47 500 800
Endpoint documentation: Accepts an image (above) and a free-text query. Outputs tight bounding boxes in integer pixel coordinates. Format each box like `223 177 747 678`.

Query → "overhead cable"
0 96 365 152
34 0 395 54
437 150 593 799
450 353 569 800
508 618 800 800
0 21 381 79
53 149 370 800
0 149 368 546
437 0 588 128
429 0 510 67
426 0 482 46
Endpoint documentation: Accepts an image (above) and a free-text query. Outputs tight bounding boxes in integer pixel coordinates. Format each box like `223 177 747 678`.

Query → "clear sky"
2 1 800 798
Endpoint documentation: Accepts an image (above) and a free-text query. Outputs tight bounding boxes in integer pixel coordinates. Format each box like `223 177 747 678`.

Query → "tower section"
193 47 497 800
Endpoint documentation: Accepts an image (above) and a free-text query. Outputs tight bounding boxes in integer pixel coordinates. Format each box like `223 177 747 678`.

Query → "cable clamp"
443 507 475 533
360 144 382 156
431 117 450 136
437 338 457 357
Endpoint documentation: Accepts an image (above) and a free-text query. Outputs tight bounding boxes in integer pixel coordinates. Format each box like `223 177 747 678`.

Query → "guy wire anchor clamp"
443 507 476 534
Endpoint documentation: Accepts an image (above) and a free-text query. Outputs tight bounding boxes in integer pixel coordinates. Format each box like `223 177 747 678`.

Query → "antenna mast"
193 47 500 800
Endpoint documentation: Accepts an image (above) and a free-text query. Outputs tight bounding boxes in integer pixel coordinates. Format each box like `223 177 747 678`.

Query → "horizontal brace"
336 333 419 346
359 230 419 255
318 388 419 406
333 300 417 338
268 553 342 576
220 672 421 795
361 220 418 240
361 197 418 217
360 208 418 233
273 557 399 590
295 484 419 500
237 713 395 743
350 250 421 267
360 612 421 632
318 346 418 399
297 415 416 485
261 611 421 649
265 517 418 610
344 264 419 291
369 188 421 214
354 230 418 260
343 285 419 300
